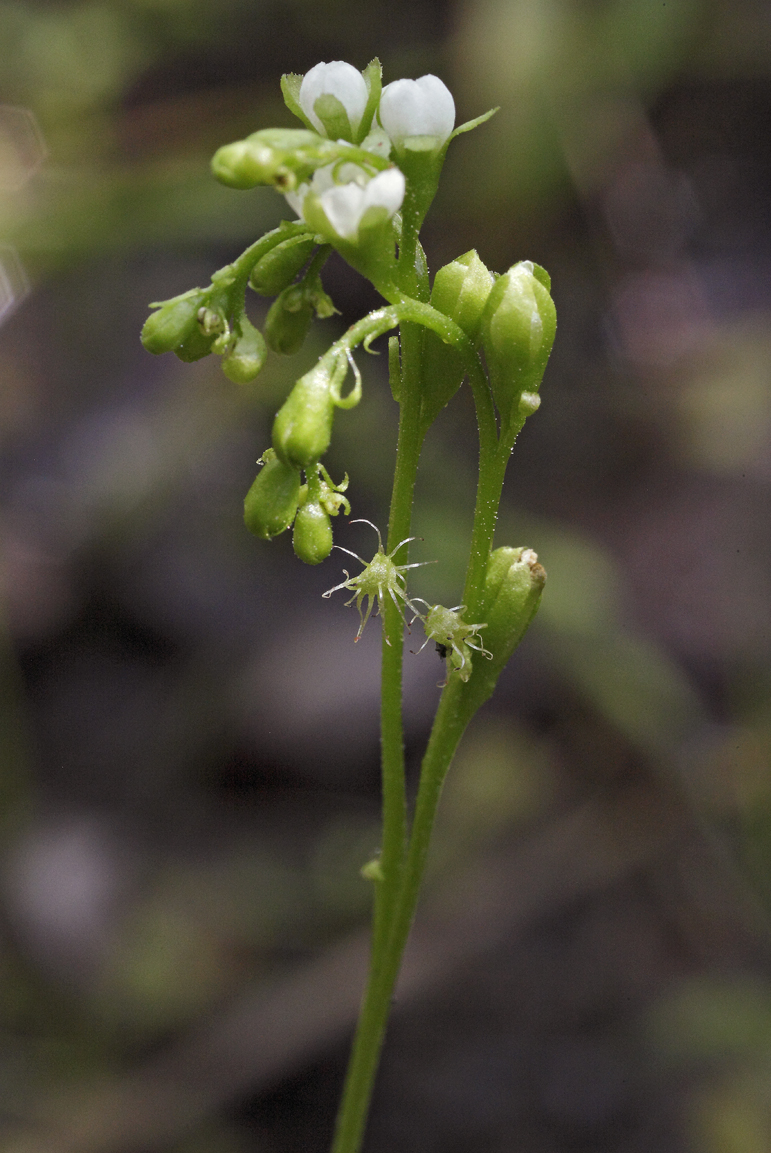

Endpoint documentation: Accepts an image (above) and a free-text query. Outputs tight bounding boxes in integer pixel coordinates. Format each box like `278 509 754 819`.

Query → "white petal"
319 183 367 240
379 75 455 146
299 61 369 137
362 168 405 215
284 182 308 219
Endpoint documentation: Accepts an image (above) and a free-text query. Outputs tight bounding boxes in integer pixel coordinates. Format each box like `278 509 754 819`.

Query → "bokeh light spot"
0 246 30 323
0 104 47 192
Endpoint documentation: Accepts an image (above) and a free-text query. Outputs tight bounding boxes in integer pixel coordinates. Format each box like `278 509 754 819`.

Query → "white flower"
379 75 455 149
286 163 405 243
299 61 369 138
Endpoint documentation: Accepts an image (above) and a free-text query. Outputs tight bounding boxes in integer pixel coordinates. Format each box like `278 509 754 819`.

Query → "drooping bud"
458 546 546 718
249 235 317 296
419 250 495 431
243 449 302 539
211 129 334 191
480 261 556 431
265 285 314 355
141 289 204 355
221 317 267 384
292 500 333 564
173 325 216 363
272 360 341 468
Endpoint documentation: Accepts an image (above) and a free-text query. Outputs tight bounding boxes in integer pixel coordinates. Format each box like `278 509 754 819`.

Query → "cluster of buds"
244 450 351 566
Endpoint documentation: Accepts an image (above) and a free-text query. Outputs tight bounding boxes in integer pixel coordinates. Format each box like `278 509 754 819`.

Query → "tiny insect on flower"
410 601 492 684
322 519 430 641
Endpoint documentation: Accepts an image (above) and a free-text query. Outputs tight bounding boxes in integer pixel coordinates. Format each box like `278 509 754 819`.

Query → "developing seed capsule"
141 291 203 355
249 236 317 296
272 363 337 468
293 500 333 564
480 261 556 429
458 546 546 718
221 318 267 384
265 285 314 355
243 449 302 539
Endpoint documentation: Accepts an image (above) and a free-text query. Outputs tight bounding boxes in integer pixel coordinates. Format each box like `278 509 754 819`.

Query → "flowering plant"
141 58 555 1153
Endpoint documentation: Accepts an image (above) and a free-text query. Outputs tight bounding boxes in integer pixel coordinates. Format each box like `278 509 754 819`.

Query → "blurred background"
1 0 771 1150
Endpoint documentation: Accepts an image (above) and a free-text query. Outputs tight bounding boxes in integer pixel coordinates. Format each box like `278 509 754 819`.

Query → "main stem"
330 315 424 1153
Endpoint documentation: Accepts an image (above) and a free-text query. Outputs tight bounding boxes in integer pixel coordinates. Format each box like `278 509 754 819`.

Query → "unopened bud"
419 250 495 429
211 129 331 191
141 290 203 355
243 449 302 539
432 250 494 342
221 318 267 384
265 285 314 355
249 235 317 296
480 261 556 429
272 362 339 468
293 500 333 564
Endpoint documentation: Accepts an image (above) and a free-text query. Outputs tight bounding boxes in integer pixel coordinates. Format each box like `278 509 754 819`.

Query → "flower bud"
211 129 327 191
243 449 302 539
299 61 369 142
293 499 333 564
141 291 203 355
265 285 314 355
480 261 556 428
221 318 267 384
432 250 495 342
458 546 545 718
173 325 216 363
379 75 455 151
272 362 339 468
419 251 495 430
249 236 317 296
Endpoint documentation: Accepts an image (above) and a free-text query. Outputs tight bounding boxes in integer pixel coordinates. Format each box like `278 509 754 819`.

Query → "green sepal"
221 317 267 384
293 500 333 564
357 59 382 144
249 235 317 296
312 93 354 142
448 106 499 142
244 449 302 539
281 72 314 130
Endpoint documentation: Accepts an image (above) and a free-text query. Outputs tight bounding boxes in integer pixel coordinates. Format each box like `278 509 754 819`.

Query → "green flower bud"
243 449 301 539
432 249 494 343
419 250 495 431
221 318 267 384
480 261 556 430
272 362 338 468
249 236 317 296
293 500 333 564
141 290 203 355
458 546 546 718
211 129 332 191
173 325 216 363
265 285 314 355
